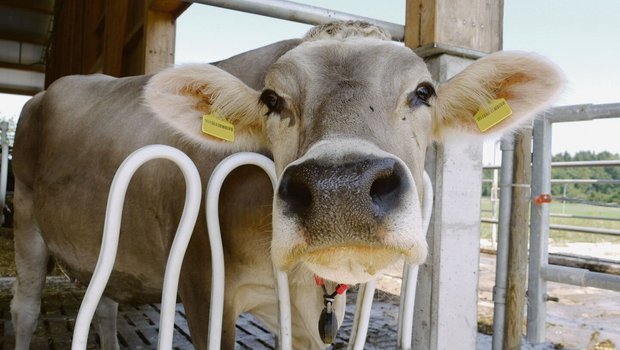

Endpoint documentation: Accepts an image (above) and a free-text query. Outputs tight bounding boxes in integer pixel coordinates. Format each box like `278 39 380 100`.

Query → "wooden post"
45 0 85 87
404 1 503 349
504 128 532 349
45 0 187 86
405 0 503 52
102 0 129 76
144 10 176 74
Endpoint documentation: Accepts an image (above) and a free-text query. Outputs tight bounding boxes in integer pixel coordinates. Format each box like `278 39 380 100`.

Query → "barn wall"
45 0 188 87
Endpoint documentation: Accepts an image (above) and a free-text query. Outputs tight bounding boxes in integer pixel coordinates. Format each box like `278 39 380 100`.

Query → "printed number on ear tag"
318 297 338 344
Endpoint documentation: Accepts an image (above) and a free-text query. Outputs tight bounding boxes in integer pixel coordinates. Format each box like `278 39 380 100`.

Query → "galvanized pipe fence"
482 102 620 345
0 121 8 226
187 0 405 40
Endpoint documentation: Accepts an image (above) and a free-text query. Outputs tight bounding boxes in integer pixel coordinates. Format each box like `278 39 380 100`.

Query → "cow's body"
11 22 563 349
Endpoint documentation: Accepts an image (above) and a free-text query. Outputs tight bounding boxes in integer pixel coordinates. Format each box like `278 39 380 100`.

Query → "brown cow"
11 22 563 349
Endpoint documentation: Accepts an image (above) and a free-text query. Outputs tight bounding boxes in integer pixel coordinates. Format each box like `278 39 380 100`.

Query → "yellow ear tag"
474 98 513 132
202 111 235 142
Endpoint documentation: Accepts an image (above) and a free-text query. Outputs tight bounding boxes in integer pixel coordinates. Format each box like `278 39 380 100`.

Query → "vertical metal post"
0 121 8 226
491 135 515 350
562 184 567 214
491 169 499 247
527 118 553 343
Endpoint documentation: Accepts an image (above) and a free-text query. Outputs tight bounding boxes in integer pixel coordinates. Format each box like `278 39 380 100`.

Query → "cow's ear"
144 64 268 151
432 51 564 140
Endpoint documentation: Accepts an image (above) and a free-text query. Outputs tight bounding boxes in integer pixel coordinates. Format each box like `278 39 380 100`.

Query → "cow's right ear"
144 64 268 151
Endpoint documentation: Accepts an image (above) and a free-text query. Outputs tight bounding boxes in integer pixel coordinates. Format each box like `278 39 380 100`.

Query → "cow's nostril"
369 168 402 217
278 176 313 216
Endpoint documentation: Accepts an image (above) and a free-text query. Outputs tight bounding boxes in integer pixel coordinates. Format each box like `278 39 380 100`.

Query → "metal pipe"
483 159 620 170
204 152 291 350
484 178 620 184
187 0 405 41
72 145 202 350
481 218 620 237
550 213 620 222
550 179 620 184
550 160 620 168
526 118 553 344
547 223 620 237
491 135 515 350
0 122 7 226
545 102 620 123
541 264 620 292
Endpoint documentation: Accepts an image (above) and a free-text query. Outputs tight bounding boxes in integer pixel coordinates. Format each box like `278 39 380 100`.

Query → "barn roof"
0 0 54 96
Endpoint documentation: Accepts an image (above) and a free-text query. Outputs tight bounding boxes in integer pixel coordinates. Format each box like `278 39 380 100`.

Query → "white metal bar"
204 152 291 350
526 118 553 344
187 0 405 41
72 145 202 350
397 172 433 350
0 121 8 226
347 280 376 350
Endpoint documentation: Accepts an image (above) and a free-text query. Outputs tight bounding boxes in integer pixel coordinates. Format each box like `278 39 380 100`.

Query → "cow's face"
263 38 434 283
145 22 563 285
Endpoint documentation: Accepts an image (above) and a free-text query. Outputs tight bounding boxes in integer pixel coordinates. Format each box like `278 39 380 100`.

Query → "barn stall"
0 0 618 349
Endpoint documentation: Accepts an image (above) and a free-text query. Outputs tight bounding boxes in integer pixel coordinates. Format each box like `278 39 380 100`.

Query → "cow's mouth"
289 244 419 285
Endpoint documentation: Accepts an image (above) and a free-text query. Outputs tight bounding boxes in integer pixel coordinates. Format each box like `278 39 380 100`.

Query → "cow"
11 21 563 349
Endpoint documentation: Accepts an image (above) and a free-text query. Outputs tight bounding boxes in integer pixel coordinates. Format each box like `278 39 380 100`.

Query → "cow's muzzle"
277 157 409 246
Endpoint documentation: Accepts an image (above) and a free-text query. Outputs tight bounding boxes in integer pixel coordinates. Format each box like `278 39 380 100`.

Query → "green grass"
480 197 620 244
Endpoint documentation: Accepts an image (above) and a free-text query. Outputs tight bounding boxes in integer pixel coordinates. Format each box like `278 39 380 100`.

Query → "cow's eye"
408 82 436 108
260 89 284 114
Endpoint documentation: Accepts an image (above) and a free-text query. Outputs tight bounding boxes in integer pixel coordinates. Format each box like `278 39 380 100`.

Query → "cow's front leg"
94 296 120 350
11 180 48 350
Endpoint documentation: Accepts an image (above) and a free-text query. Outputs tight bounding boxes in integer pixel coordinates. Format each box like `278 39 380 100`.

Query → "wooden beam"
0 61 46 73
0 32 48 46
81 1 105 75
144 10 175 74
102 0 129 76
149 0 191 18
0 1 54 15
0 85 42 96
504 128 532 349
405 0 503 53
45 0 85 87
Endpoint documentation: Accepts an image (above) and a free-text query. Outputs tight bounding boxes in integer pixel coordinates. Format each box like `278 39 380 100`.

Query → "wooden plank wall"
45 0 188 87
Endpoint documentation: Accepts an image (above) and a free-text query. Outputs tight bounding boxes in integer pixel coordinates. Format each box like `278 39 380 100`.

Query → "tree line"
551 151 620 205
482 151 620 205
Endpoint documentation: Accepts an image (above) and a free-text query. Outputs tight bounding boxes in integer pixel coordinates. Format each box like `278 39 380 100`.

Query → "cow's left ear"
144 64 268 151
432 51 564 140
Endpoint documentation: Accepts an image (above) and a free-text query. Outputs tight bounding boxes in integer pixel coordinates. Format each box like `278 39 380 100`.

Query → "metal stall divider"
72 145 203 350
73 145 434 349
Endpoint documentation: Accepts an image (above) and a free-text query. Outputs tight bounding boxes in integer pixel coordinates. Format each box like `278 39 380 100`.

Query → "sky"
1 0 619 164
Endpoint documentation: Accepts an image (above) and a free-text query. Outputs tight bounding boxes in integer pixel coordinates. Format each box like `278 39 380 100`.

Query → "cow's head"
145 22 563 285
